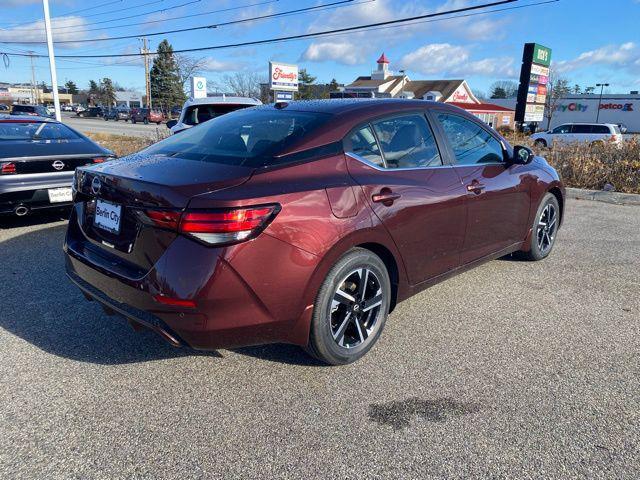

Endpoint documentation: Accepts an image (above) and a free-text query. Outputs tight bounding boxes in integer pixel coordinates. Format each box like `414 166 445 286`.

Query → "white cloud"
300 41 366 65
0 16 89 46
199 58 243 72
400 43 516 78
555 42 640 74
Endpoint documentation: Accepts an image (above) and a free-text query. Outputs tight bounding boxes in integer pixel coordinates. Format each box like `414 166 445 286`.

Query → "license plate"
48 187 73 203
94 199 122 234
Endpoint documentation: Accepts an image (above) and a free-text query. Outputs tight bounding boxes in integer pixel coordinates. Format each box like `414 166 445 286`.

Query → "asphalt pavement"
0 199 638 479
61 112 170 138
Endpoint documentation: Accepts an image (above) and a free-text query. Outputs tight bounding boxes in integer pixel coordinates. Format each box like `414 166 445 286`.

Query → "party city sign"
555 102 589 112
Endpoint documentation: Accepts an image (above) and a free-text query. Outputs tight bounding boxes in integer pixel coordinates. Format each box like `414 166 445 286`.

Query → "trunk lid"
74 153 254 275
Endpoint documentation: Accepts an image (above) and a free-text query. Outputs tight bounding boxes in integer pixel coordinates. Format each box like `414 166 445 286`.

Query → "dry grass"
506 133 640 194
84 131 167 158
84 131 640 195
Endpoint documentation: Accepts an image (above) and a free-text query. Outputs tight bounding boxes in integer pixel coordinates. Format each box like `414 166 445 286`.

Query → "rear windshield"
0 122 81 141
144 108 331 167
182 103 254 126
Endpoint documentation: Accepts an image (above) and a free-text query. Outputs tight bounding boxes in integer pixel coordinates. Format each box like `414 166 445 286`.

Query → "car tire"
156 122 161 125
306 248 391 365
534 139 547 148
515 192 560 261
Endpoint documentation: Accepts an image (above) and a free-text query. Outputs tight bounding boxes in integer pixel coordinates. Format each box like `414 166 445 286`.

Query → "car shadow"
0 208 71 230
0 221 221 365
0 220 319 367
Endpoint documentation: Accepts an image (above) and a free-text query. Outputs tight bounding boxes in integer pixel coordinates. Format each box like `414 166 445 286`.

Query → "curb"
567 188 640 206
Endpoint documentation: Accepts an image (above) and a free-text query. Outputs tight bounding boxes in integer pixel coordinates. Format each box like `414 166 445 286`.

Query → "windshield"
0 122 81 141
144 108 331 167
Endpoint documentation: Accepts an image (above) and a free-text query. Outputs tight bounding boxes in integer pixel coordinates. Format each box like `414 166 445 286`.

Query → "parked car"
73 105 86 113
130 108 164 125
0 114 114 216
531 123 624 148
11 104 54 118
61 104 74 112
167 96 261 134
77 106 105 118
104 107 130 122
64 99 565 365
0 104 10 111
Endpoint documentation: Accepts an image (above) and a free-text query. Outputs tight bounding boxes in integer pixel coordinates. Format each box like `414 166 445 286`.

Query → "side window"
592 125 610 134
552 125 571 134
572 124 593 134
372 114 442 168
347 125 384 167
436 113 504 165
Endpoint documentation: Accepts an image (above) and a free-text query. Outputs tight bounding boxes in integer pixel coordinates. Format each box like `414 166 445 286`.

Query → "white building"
549 94 640 133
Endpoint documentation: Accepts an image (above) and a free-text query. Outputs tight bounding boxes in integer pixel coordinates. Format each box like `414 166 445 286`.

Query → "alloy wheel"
537 203 557 255
330 268 383 349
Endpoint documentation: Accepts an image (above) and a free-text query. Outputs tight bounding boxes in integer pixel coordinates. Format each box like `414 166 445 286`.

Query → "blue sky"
0 0 639 96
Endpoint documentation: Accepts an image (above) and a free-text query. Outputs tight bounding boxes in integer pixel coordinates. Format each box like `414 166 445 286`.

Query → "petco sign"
269 62 298 92
599 102 634 111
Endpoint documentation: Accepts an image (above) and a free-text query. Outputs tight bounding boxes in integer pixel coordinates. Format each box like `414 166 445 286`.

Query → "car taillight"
1 162 17 175
143 205 279 246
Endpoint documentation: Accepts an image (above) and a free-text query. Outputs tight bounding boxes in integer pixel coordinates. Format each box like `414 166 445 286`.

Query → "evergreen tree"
88 80 100 95
297 69 317 100
490 86 507 99
100 77 117 107
150 39 185 111
328 78 339 91
65 80 78 94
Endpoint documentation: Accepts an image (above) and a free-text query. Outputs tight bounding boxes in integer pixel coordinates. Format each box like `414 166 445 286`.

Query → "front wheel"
516 193 560 261
306 248 390 365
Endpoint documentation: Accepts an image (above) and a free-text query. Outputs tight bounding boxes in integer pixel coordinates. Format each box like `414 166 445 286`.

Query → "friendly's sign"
269 62 298 92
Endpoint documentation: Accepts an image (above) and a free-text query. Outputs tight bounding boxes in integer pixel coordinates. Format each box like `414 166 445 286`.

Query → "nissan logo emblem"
52 160 65 171
91 176 102 195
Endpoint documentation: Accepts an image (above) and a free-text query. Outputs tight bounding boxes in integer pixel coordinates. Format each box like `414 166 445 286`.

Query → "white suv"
167 96 262 135
531 123 624 148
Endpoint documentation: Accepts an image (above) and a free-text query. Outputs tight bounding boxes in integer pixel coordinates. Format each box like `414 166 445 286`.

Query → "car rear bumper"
0 171 73 213
63 205 318 350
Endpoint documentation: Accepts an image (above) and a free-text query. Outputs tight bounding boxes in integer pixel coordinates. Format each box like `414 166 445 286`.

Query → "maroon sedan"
64 100 564 365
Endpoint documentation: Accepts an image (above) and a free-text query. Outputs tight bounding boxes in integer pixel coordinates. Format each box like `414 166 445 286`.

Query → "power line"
2 0 550 59
0 0 364 45
5 0 280 37
0 0 124 27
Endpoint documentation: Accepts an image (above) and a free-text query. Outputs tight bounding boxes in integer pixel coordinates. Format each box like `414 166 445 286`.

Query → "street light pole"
595 83 609 123
42 0 61 121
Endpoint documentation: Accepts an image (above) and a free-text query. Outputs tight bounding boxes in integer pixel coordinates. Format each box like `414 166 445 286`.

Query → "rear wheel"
306 248 390 365
516 193 560 261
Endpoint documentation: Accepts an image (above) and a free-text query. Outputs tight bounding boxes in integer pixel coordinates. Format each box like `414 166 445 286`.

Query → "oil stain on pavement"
368 397 479 430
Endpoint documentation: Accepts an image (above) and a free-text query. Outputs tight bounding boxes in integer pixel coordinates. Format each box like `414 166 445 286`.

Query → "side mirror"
512 145 533 165
166 119 177 129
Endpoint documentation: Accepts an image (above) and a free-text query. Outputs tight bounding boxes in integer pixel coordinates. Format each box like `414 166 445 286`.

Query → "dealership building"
339 54 515 129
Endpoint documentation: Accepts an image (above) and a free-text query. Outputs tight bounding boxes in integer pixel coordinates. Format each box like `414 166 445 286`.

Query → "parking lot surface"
0 198 638 479
62 112 167 138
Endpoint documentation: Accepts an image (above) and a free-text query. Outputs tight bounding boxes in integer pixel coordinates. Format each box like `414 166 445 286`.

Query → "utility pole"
28 51 37 104
595 83 609 123
42 0 61 121
140 38 152 108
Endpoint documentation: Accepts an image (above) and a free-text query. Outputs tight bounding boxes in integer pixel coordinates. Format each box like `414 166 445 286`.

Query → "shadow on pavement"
0 208 71 230
0 221 219 365
0 219 318 366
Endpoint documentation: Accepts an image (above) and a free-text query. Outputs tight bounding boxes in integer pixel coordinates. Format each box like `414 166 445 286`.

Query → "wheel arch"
355 242 400 313
548 185 564 227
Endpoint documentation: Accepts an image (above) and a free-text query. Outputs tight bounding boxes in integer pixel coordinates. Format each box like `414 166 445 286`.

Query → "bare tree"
544 67 571 129
175 54 207 89
489 80 518 98
223 72 264 98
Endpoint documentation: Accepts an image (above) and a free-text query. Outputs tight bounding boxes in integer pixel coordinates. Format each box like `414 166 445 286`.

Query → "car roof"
559 122 615 126
0 113 56 123
259 98 444 115
183 96 262 107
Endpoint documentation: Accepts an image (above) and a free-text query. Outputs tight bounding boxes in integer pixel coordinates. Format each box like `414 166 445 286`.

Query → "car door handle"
466 182 486 194
372 190 401 204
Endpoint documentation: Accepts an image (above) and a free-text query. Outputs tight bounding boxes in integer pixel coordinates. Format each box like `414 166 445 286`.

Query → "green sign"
532 43 552 67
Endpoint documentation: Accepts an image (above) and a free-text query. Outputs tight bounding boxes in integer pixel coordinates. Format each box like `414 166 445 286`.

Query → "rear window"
182 104 253 126
144 108 331 167
592 125 611 134
0 122 81 141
